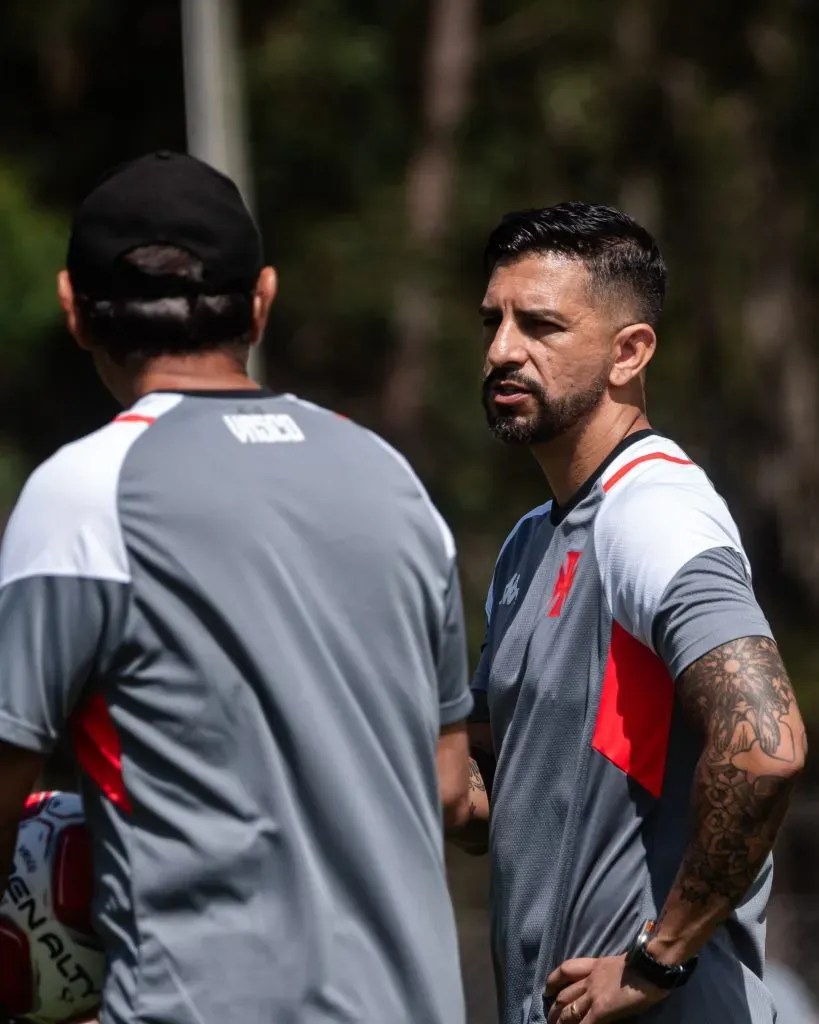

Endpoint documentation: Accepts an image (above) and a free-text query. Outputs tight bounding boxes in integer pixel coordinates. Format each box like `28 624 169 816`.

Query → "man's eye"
524 316 559 332
482 317 501 329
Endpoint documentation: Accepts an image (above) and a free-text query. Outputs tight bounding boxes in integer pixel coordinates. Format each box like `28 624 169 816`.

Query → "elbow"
784 750 807 782
779 729 808 782
756 746 807 793
796 728 808 775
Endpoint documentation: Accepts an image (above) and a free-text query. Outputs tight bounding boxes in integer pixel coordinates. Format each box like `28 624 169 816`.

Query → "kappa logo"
499 573 521 607
223 413 305 444
548 551 582 617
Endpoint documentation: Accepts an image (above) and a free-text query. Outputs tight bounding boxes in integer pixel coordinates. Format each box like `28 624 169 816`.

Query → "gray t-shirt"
474 430 777 1024
0 389 472 1024
765 961 819 1023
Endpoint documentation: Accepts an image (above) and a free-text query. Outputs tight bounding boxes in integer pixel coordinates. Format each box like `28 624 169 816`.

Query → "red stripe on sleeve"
591 622 674 799
114 414 156 425
69 693 133 812
603 452 693 493
21 791 55 819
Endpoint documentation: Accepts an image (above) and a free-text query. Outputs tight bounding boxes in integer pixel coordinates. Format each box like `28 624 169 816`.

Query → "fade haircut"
75 244 255 363
484 202 667 329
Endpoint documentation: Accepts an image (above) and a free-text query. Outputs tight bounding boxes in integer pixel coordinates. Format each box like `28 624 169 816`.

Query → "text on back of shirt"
223 414 305 444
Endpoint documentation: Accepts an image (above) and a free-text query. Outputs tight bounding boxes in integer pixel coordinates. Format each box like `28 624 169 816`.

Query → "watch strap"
625 920 698 991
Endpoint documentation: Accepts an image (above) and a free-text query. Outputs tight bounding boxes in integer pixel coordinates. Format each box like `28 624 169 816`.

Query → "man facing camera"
456 202 806 1024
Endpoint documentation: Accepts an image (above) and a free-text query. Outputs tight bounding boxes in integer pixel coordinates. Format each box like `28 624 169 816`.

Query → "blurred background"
1 1 819 1021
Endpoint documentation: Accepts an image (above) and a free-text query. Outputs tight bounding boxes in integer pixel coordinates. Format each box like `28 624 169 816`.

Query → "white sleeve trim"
594 448 749 649
0 396 182 588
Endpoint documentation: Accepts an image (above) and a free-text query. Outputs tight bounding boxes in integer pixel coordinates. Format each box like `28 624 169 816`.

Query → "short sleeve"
652 547 772 679
594 471 770 674
436 561 473 726
0 576 126 753
0 439 133 753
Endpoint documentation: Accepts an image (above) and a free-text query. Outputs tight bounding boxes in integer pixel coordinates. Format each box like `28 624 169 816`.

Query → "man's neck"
530 405 650 507
122 351 261 406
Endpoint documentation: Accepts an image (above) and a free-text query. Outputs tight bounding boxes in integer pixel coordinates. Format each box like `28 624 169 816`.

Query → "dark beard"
481 368 608 445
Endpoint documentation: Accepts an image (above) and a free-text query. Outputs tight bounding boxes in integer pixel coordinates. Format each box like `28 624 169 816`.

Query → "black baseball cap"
67 151 263 299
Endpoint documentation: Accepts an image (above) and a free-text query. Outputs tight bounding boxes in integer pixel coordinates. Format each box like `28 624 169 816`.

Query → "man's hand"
545 955 667 1023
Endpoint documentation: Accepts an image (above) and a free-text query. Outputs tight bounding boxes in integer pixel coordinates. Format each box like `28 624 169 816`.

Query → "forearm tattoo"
467 758 486 822
675 636 806 908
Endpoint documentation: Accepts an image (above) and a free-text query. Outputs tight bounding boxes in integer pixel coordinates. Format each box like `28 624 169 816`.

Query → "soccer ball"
0 792 104 1024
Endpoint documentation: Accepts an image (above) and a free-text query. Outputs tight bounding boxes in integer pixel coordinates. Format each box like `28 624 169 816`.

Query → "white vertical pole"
181 0 263 382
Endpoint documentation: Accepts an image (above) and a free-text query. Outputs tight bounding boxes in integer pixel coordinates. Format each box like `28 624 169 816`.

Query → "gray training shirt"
474 430 778 1024
0 389 472 1024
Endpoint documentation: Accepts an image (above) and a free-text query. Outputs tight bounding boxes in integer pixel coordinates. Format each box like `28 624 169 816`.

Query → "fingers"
546 958 597 995
556 993 592 1023
547 981 588 1024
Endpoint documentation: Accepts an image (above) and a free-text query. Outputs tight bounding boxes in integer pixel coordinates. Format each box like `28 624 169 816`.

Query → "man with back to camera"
450 202 807 1023
0 151 474 1024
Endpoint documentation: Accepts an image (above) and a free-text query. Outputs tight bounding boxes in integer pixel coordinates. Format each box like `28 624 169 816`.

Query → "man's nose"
486 317 527 370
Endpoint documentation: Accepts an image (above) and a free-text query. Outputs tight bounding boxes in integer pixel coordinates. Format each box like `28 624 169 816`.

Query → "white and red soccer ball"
0 792 104 1024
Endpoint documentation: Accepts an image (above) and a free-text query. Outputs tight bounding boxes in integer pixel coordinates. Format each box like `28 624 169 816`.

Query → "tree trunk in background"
612 0 661 253
383 0 478 459
742 194 819 609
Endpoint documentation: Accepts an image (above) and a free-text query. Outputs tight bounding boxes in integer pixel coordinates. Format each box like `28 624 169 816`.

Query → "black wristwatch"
625 920 698 990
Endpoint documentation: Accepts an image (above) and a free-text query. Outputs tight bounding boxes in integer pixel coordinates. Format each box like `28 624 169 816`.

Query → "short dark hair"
484 202 667 328
75 245 255 363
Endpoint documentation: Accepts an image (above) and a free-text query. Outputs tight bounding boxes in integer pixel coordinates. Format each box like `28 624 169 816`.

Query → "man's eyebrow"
478 303 569 323
517 306 566 321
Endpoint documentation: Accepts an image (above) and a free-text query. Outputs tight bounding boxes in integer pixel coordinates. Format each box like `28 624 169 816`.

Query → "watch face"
627 921 653 962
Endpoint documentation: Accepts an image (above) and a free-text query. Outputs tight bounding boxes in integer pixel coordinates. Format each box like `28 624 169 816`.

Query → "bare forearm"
651 637 806 963
446 757 490 854
654 746 799 959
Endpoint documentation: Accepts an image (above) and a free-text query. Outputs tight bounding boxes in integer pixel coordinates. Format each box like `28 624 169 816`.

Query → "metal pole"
181 0 264 382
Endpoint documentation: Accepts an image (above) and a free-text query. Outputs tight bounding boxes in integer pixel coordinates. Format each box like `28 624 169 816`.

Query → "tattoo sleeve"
654 636 806 959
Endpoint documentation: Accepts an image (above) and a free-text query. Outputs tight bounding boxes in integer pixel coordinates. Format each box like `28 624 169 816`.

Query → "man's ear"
57 270 89 350
609 323 656 388
250 267 278 347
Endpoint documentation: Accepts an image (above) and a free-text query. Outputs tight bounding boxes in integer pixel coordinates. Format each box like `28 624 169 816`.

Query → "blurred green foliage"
0 169 66 369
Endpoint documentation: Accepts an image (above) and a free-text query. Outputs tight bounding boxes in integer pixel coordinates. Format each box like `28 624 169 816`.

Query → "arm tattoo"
467 758 486 823
674 636 806 909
